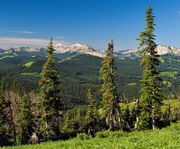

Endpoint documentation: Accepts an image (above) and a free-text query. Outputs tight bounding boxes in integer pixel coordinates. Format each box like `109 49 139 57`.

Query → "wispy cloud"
0 30 34 34
0 37 61 48
55 36 66 39
177 11 180 15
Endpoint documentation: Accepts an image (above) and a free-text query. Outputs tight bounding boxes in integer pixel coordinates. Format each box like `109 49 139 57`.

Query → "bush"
96 130 111 138
76 133 90 140
96 130 127 139
110 131 127 138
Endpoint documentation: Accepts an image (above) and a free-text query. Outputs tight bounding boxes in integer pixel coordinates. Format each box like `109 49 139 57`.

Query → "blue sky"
0 0 180 51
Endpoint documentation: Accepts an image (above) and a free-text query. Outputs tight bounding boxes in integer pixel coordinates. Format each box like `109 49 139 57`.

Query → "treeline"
0 7 180 147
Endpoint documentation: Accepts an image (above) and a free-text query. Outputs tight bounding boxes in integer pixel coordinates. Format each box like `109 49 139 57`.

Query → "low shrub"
76 133 90 140
96 130 111 138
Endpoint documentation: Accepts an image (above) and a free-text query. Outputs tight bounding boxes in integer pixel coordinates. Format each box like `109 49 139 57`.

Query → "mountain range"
0 43 180 59
0 43 180 103
0 43 104 58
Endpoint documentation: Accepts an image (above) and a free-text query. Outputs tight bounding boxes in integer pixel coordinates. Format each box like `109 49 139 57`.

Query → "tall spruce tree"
100 40 123 130
18 94 33 144
39 38 63 136
136 7 163 130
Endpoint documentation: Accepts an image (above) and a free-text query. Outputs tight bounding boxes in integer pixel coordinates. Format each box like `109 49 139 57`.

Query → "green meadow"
6 122 180 149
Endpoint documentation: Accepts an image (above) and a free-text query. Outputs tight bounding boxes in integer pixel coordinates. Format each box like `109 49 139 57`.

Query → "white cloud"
0 37 61 48
1 30 34 34
55 36 65 39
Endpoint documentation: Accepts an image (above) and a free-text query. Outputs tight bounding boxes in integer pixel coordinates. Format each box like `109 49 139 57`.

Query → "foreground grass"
5 122 180 149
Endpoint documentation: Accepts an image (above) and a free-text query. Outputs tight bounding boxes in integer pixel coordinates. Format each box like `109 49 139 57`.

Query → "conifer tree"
73 109 81 130
0 96 8 146
86 88 98 124
63 112 72 132
136 7 163 130
18 94 33 144
39 38 63 136
6 100 17 145
100 40 123 130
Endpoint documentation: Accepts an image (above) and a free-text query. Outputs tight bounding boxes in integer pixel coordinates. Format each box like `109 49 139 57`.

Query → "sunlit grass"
6 122 180 149
23 61 34 67
21 72 39 77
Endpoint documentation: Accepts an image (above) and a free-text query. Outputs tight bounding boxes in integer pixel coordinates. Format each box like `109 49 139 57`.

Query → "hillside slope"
0 54 180 106
8 122 180 149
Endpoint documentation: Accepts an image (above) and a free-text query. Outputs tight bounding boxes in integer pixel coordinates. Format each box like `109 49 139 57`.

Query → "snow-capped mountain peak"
117 45 180 58
156 45 180 56
54 43 104 57
0 43 105 58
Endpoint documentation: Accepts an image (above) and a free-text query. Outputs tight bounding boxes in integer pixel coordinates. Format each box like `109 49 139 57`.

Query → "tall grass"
5 122 180 149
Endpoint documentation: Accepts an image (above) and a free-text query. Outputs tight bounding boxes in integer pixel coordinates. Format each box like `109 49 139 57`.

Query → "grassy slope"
5 122 180 149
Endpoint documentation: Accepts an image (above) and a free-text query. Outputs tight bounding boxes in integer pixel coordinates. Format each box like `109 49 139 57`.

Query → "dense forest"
0 7 180 147
0 54 180 107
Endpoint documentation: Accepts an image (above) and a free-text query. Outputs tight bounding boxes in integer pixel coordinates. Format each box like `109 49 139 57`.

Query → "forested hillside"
0 54 179 106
